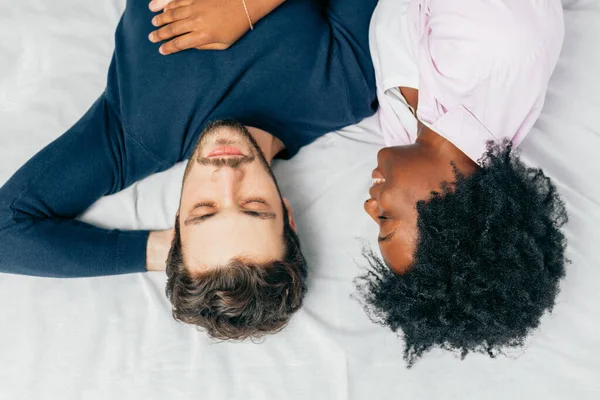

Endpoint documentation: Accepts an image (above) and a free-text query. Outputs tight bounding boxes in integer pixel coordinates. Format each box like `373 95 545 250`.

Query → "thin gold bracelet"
242 0 254 31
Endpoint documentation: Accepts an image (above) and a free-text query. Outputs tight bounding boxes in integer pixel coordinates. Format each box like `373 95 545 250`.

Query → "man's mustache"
195 154 256 168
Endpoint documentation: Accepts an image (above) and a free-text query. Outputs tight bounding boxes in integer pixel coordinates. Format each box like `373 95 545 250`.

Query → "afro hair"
356 141 568 367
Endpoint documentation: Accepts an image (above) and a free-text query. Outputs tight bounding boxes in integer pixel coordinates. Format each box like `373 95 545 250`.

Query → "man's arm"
0 96 167 277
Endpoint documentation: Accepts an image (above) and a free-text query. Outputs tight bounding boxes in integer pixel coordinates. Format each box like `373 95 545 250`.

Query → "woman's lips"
371 168 385 187
371 178 385 187
207 145 245 157
371 168 384 180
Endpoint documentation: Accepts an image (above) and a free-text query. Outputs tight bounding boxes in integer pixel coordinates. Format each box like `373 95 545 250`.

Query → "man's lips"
207 145 245 157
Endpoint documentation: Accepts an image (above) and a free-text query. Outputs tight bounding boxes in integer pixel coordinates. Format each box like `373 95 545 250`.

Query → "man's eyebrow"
184 210 276 226
184 213 216 226
242 210 277 220
378 229 398 243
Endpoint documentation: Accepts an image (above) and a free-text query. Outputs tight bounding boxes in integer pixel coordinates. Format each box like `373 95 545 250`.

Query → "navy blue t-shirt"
0 0 377 277
110 0 377 161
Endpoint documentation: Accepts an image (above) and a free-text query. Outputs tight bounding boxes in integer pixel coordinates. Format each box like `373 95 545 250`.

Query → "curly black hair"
356 141 568 367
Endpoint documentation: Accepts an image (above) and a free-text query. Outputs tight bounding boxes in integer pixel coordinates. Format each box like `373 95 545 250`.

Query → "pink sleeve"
413 0 564 163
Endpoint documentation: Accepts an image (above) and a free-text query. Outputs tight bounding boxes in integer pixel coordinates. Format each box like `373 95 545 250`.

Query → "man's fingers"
149 20 194 43
152 6 193 27
159 32 208 55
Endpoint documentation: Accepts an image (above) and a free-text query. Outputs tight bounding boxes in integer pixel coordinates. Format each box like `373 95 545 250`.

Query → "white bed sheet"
0 0 599 399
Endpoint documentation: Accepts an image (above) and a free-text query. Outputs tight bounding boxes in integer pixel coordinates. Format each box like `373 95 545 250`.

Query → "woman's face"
364 135 475 274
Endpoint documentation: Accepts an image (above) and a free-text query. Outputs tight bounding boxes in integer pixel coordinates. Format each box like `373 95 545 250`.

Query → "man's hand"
146 229 175 272
148 0 284 55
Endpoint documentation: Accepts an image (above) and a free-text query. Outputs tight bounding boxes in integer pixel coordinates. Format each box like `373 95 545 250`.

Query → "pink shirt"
369 0 564 163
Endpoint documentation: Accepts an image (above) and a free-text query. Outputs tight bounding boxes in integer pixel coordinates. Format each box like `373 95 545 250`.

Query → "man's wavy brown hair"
165 205 307 340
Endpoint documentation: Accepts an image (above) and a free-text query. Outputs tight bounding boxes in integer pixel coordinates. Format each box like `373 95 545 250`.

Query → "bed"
1 0 599 399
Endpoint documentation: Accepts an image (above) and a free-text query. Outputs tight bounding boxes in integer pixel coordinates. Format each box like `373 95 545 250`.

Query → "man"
0 0 377 338
165 120 307 339
358 0 568 366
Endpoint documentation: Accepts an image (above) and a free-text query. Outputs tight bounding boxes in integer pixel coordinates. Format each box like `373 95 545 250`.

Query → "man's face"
178 122 290 272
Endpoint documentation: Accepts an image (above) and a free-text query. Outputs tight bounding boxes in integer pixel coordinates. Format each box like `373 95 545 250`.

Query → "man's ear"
282 198 297 232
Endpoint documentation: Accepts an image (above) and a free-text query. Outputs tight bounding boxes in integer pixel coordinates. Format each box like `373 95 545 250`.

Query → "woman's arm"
148 0 378 56
148 0 286 54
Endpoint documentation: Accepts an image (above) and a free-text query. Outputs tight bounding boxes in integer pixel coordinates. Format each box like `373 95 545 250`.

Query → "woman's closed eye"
378 229 398 243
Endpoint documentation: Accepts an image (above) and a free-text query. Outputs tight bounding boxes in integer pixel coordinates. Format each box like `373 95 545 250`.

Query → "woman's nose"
364 198 379 224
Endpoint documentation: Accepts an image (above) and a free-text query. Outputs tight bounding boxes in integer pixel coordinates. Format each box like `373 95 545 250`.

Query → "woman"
359 0 569 366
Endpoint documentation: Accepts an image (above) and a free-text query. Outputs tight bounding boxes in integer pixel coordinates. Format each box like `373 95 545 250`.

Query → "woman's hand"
148 0 285 55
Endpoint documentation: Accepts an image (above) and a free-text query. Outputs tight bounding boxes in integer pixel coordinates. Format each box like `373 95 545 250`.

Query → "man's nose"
213 167 244 207
364 198 380 225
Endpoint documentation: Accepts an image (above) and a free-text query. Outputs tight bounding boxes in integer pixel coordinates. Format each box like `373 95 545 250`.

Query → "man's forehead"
181 217 285 270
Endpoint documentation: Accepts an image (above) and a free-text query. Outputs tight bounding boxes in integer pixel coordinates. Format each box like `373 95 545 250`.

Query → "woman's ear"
282 198 297 232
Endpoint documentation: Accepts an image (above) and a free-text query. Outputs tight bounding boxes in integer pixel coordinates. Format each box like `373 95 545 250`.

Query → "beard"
183 119 281 194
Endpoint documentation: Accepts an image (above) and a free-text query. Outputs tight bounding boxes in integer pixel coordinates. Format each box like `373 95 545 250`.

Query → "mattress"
0 0 598 399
